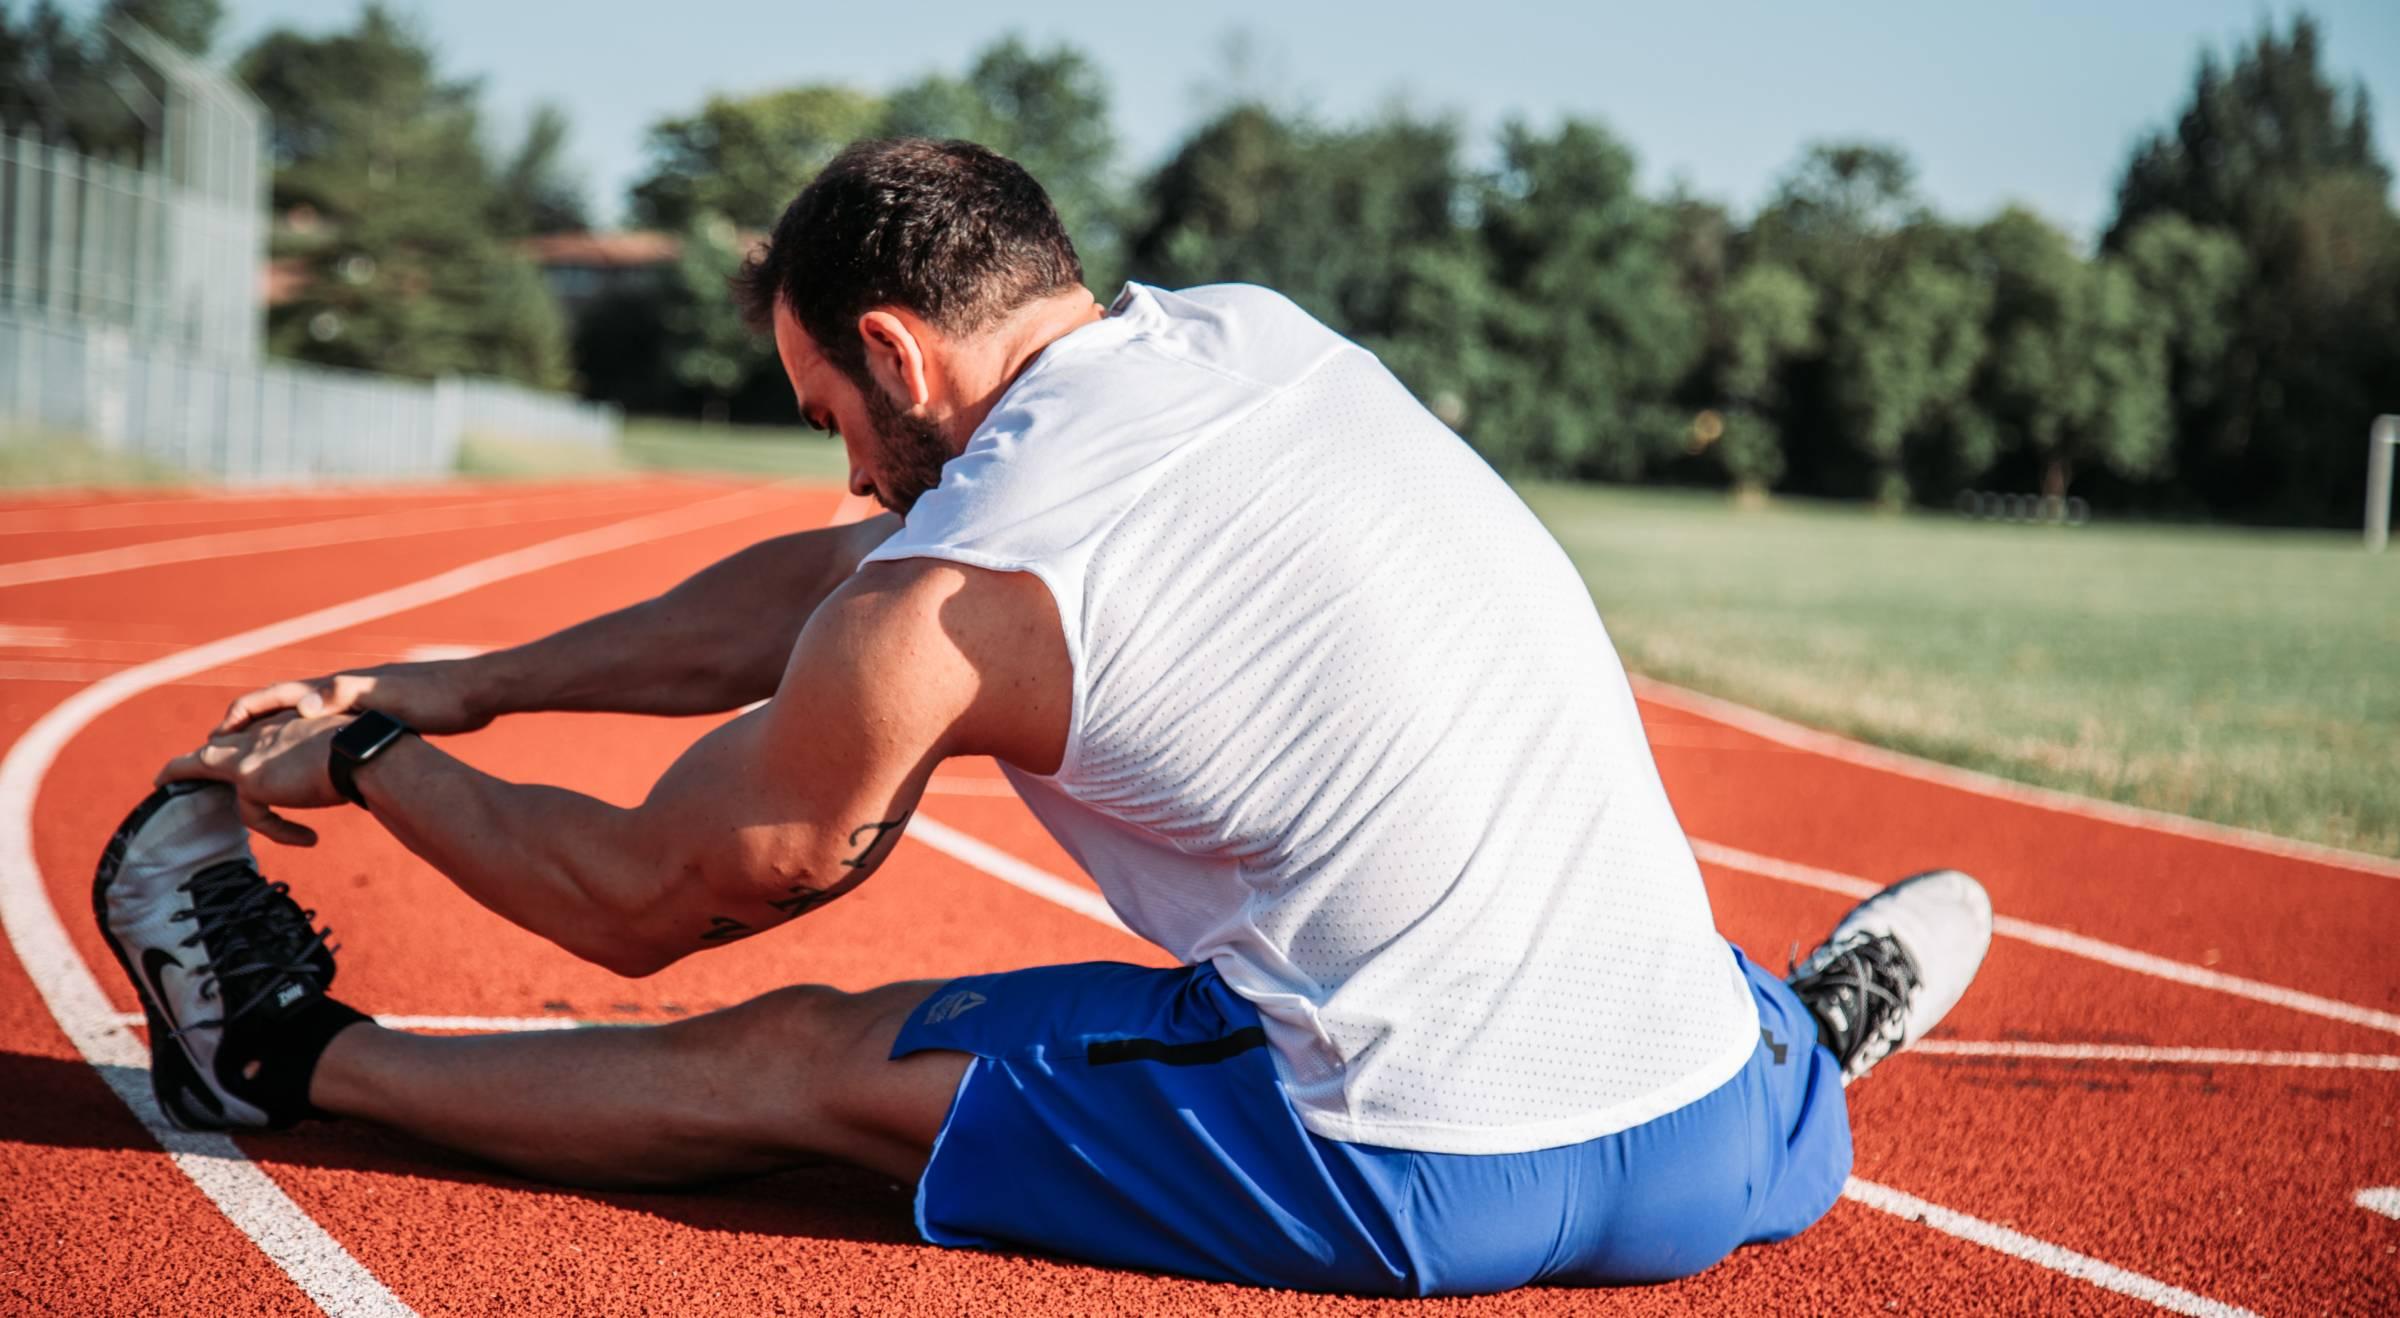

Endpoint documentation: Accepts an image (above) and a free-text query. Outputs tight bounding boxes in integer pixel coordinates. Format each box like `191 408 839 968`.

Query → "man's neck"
941 287 1108 443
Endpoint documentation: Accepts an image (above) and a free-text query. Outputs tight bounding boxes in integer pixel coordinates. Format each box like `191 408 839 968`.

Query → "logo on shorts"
924 990 987 1024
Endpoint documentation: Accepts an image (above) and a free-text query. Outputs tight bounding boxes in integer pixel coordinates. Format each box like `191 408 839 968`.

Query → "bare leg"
308 980 968 1188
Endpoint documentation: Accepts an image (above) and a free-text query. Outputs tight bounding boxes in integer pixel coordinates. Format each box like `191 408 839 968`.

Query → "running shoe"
1787 869 1992 1085
93 781 350 1129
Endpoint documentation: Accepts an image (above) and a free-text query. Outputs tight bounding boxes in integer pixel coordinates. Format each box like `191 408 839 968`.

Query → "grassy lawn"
457 420 849 483
1521 483 2400 858
0 428 192 486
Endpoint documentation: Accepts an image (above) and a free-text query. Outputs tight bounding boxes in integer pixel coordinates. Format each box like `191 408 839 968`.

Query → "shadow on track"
0 1048 919 1246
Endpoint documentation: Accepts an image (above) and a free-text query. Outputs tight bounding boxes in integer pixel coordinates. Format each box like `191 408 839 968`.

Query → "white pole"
2370 415 2398 552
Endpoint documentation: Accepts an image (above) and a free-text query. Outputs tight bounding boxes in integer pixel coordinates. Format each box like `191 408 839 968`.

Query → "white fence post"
2369 415 2398 553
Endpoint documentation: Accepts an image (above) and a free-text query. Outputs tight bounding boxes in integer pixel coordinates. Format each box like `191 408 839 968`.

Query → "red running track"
2 477 2393 1316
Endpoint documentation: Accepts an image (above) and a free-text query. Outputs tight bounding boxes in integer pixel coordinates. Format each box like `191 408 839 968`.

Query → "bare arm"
457 512 900 720
169 558 1071 973
217 513 900 735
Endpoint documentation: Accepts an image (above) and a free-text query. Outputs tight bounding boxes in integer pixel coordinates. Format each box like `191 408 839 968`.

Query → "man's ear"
857 310 933 409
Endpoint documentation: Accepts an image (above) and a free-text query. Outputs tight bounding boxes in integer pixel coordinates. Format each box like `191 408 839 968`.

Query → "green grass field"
458 421 849 482
0 428 194 486
1520 483 2400 859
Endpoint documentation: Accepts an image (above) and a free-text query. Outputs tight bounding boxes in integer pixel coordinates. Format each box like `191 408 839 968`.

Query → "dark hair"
733 138 1084 385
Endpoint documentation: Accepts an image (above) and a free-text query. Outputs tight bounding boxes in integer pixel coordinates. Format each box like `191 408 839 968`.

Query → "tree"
1755 142 1923 252
1131 104 1470 337
0 2 144 153
1754 143 1989 504
240 6 569 387
101 0 220 55
2115 215 2245 417
663 212 772 421
489 103 589 237
1700 261 1818 491
2105 15 2387 248
1128 103 1311 288
2105 14 2400 523
1128 104 1503 449
882 36 1124 289
1466 118 1703 478
627 84 882 230
1970 208 2171 500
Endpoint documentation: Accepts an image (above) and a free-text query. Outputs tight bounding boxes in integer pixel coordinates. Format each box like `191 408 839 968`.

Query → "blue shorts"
890 943 1851 1295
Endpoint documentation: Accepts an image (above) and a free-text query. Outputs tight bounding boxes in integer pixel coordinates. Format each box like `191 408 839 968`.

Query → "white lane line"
905 816 1128 932
1843 1178 2257 1317
0 484 499 535
0 642 501 686
0 623 71 648
2358 1188 2400 1222
0 494 462 536
1690 838 2400 1039
1908 1041 2400 1070
0 484 794 1317
1635 677 2400 881
0 484 669 589
396 644 487 663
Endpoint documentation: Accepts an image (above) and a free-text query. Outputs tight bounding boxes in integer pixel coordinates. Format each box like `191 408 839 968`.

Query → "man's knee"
667 981 950 1159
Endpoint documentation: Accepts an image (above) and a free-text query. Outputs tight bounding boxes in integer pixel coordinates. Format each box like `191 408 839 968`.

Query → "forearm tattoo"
699 811 913 945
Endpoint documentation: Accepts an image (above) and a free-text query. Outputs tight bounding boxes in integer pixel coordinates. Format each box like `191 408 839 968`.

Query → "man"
99 138 1991 1295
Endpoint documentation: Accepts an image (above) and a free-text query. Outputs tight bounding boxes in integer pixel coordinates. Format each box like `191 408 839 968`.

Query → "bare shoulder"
791 557 1070 774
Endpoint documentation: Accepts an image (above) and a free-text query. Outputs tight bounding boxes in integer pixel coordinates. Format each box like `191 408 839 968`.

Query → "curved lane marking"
1843 1178 2257 1317
1691 838 2400 1038
1906 1041 2400 1070
0 479 536 532
0 484 795 1317
905 816 1128 932
0 483 675 588
1635 676 2400 881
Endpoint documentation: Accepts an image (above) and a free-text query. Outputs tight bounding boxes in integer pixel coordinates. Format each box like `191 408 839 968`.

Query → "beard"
862 382 954 517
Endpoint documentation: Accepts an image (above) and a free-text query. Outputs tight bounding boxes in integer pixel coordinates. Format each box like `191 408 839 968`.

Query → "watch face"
337 711 407 760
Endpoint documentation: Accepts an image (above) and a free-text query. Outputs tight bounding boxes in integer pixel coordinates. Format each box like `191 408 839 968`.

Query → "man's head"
735 138 1092 516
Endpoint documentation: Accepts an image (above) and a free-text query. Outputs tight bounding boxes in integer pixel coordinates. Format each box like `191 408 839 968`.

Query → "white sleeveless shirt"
863 283 1758 1155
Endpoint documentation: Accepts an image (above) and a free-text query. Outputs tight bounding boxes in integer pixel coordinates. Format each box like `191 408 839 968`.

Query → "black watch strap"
329 710 413 810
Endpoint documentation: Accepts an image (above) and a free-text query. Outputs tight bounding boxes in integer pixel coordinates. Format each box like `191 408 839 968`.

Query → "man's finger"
303 672 383 719
242 797 318 848
217 680 320 735
154 742 241 787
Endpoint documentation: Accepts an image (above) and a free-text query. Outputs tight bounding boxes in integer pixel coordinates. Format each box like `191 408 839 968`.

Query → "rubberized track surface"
3 477 2394 1315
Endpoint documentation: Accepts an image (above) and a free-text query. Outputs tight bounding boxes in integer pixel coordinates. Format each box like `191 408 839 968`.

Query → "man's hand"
158 710 354 847
217 662 486 738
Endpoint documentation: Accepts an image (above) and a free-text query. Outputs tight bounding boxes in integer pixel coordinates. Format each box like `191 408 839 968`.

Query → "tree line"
4 3 2392 525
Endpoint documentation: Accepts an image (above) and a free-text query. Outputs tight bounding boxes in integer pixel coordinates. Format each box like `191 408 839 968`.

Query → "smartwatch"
329 710 414 810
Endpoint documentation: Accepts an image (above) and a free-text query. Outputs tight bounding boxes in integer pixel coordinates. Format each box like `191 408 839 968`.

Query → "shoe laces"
1788 931 1921 1085
166 859 334 1038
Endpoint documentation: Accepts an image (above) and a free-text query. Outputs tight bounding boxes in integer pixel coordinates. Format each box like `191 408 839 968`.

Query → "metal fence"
0 23 617 483
0 24 267 362
0 309 619 481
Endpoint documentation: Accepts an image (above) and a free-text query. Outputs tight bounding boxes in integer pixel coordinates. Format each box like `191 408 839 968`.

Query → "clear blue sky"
205 0 2399 242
